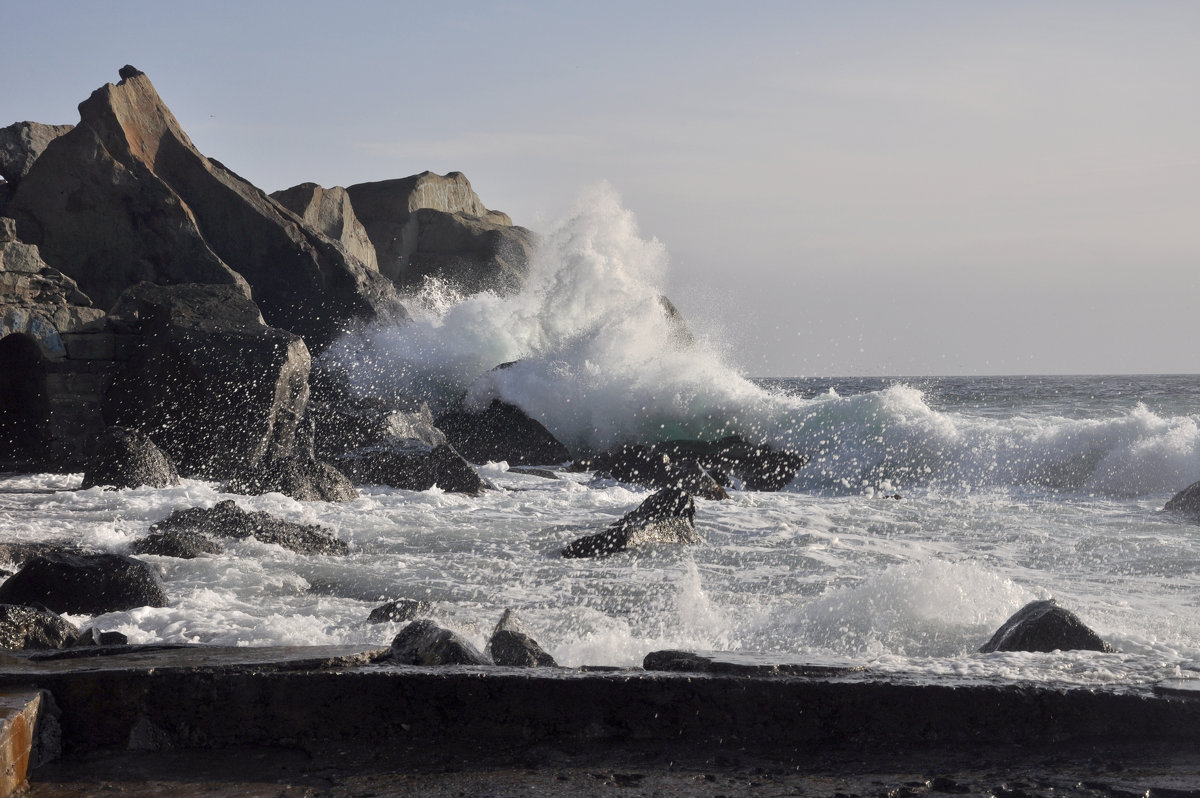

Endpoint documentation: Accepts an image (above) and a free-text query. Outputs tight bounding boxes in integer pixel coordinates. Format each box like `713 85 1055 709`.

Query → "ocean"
3 187 1199 693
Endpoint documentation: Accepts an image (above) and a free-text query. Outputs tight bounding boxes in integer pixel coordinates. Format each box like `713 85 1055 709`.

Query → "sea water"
2 187 1200 692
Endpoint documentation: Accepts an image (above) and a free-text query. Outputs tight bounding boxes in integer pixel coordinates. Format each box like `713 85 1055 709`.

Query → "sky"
5 1 1199 376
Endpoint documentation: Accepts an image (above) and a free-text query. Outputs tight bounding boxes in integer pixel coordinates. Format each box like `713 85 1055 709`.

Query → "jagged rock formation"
0 121 73 186
6 67 402 349
346 171 535 294
561 487 700 558
0 604 80 650
270 182 378 272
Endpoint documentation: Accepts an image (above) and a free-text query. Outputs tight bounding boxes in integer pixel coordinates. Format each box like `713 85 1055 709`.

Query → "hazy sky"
6 1 1198 376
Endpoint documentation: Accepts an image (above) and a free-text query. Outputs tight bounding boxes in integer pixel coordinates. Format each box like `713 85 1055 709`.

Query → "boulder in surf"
562 486 699 558
979 599 1112 654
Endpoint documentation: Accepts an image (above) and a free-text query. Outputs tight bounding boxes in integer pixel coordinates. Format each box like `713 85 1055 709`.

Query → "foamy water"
3 187 1200 691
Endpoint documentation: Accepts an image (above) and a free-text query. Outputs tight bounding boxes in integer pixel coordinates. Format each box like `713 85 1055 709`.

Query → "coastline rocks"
588 445 728 500
270 182 378 272
310 397 446 460
224 454 358 503
367 599 433 624
80 426 180 490
486 609 556 667
654 436 809 492
7 67 401 348
0 552 168 615
1164 480 1200 518
334 443 487 495
149 500 349 555
345 171 533 295
0 604 80 650
435 399 570 466
0 121 74 186
562 487 699 558
389 619 490 666
130 528 223 559
979 599 1113 654
103 283 312 480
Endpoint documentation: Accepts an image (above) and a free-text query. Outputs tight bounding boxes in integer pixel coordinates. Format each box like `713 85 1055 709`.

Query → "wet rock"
486 609 557 667
225 454 358 503
130 528 223 559
74 627 129 647
653 436 808 491
508 466 559 480
367 599 432 624
435 399 570 466
0 121 74 186
1164 480 1200 518
81 426 180 490
0 552 168 615
150 499 348 555
0 604 80 650
979 599 1113 654
562 487 699 558
389 618 490 666
310 397 446 460
587 445 727 500
334 443 486 495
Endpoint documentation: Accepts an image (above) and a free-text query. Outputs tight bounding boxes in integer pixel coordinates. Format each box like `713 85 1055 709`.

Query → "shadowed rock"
653 436 808 492
979 599 1113 654
130 528 223 559
486 609 556 667
1164 480 1200 518
389 619 490 666
0 604 80 650
0 552 168 615
310 398 446 460
150 500 348 556
81 426 180 490
587 445 727 500
224 454 358 503
0 121 74 186
436 399 570 466
367 599 433 624
335 443 486 495
562 487 699 558
270 182 378 272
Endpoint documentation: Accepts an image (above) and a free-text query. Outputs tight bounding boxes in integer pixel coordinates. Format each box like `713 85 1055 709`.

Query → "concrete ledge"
0 690 44 797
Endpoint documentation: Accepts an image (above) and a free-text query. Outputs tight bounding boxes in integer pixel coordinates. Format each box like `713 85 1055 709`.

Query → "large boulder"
103 283 311 480
270 183 378 272
0 122 74 187
979 600 1113 654
486 609 556 667
587 444 728 500
130 528 223 559
149 499 348 555
81 426 180 490
1164 480 1200 518
334 443 486 495
653 436 809 492
562 487 700 558
345 172 534 295
389 619 490 666
435 399 570 466
0 604 80 650
224 454 358 503
7 67 402 348
0 552 168 615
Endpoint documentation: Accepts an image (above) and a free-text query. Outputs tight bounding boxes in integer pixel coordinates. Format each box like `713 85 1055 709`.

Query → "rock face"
0 552 169 615
979 600 1113 654
0 604 80 650
435 400 570 466
149 500 348 555
102 283 311 480
0 121 74 186
6 67 401 348
486 610 556 667
270 183 378 272
1164 481 1200 518
345 172 534 294
81 426 180 490
562 487 700 558
334 443 486 495
389 619 490 666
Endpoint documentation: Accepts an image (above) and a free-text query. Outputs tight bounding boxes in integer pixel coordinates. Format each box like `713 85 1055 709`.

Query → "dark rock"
367 599 432 624
587 445 727 500
979 599 1113 654
103 283 312 480
1164 480 1200 517
345 171 534 295
0 552 168 615
149 499 348 555
225 454 358 503
435 399 570 466
653 436 808 491
74 627 129 647
81 426 180 490
658 295 694 348
0 122 74 186
7 68 402 348
0 604 80 649
389 618 490 666
310 397 446 460
562 487 699 558
334 443 486 495
129 528 223 559
508 466 559 480
486 609 556 667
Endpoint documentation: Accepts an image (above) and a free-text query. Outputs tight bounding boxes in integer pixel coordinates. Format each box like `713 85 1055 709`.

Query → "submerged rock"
334 443 486 495
150 500 348 555
562 487 699 558
486 609 556 667
979 599 1113 654
435 399 570 466
81 426 180 490
0 604 80 650
0 552 168 615
367 599 433 624
389 619 490 666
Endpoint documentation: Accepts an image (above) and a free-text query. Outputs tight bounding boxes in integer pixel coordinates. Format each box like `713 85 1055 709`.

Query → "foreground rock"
436 399 570 466
389 619 490 665
486 609 556 667
0 604 80 649
150 500 348 555
979 599 1113 654
334 443 486 494
7 67 401 348
1164 480 1200 518
81 426 180 490
0 552 168 615
562 487 699 558
588 444 727 500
